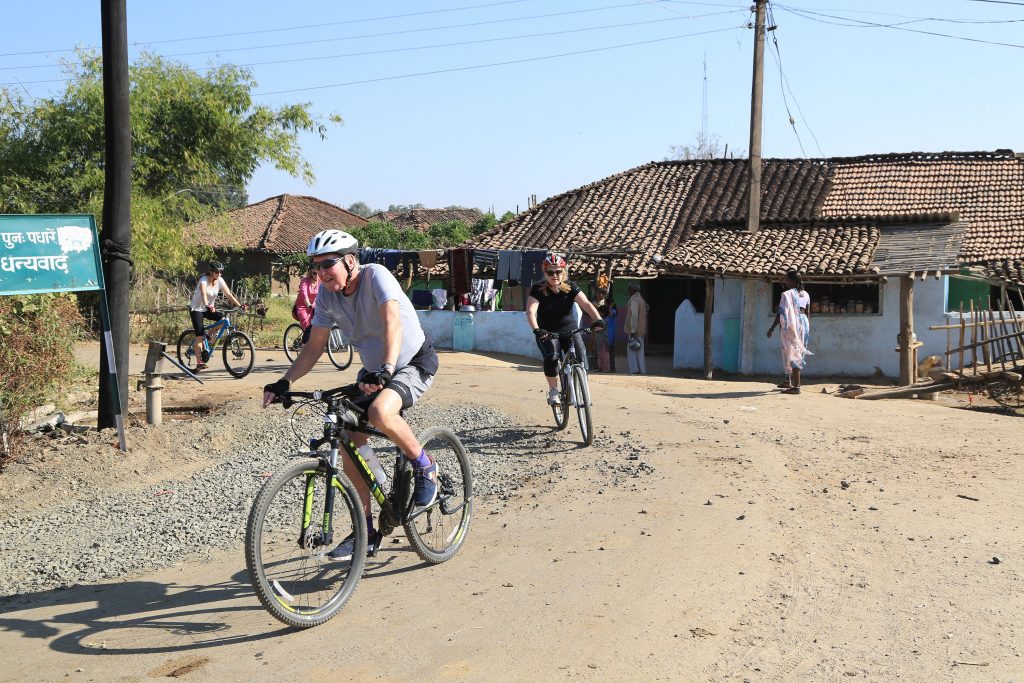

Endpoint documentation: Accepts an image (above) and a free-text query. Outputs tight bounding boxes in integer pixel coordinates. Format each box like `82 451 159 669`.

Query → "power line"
162 2 697 60
776 4 1024 48
965 0 1024 6
0 9 746 87
0 0 542 58
765 3 823 157
254 25 744 96
0 8 745 74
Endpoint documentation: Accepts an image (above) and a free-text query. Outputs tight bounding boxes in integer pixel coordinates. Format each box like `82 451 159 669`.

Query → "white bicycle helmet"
307 229 359 257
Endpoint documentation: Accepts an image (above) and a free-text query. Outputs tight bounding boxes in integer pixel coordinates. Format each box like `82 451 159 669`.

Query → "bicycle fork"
299 443 341 549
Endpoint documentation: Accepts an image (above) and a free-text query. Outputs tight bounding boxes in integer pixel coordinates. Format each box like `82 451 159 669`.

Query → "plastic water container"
358 444 388 486
453 311 474 351
722 318 740 373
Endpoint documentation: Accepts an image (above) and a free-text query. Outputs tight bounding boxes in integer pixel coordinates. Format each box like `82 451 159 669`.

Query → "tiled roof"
369 208 484 231
662 220 879 279
468 151 1024 278
979 259 1024 287
188 194 368 254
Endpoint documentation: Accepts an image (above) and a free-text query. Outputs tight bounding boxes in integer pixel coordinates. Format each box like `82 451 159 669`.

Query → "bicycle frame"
200 316 232 352
555 330 588 407
289 387 462 546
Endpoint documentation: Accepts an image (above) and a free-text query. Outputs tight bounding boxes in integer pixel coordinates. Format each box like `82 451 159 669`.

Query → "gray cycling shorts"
358 365 433 410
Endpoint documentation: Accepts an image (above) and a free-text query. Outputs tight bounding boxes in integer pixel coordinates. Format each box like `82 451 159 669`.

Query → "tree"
387 203 425 212
0 51 339 275
346 201 376 218
666 132 745 161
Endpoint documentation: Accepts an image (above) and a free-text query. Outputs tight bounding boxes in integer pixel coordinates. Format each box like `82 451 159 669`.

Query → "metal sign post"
0 214 127 450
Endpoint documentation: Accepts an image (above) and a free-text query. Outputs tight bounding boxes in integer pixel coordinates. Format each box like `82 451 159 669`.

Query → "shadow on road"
0 570 289 656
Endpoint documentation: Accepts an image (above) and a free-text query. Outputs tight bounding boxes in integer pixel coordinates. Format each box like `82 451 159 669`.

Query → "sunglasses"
312 257 343 271
545 269 563 276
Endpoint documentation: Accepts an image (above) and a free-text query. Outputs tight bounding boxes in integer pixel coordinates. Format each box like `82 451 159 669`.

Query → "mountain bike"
548 327 594 446
246 383 473 628
283 323 354 370
175 308 255 378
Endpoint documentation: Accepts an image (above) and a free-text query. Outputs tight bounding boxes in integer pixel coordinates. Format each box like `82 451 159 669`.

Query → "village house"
188 194 368 294
466 151 1024 378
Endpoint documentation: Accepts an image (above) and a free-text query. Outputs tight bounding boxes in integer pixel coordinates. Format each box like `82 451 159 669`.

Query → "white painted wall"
418 310 547 360
674 276 956 378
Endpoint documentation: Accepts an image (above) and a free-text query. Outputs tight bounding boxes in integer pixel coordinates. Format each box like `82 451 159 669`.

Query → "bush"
0 294 87 468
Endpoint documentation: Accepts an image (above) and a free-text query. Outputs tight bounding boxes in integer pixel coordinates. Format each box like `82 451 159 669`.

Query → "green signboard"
0 213 125 451
0 215 104 295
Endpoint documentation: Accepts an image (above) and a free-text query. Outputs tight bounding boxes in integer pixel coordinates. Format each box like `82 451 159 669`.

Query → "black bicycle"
283 323 354 370
548 327 594 446
245 384 473 628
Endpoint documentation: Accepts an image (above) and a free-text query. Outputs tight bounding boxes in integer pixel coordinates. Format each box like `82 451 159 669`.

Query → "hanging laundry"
473 249 498 270
418 250 439 269
520 250 547 285
448 248 473 294
495 250 514 281
431 288 448 310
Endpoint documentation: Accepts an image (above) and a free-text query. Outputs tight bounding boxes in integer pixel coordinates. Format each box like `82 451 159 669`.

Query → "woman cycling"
189 261 242 370
525 254 604 405
293 265 320 344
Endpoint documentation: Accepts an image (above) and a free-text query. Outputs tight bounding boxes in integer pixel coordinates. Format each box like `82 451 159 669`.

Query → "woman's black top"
529 281 582 334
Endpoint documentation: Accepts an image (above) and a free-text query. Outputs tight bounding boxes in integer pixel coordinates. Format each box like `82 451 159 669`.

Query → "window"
770 282 881 315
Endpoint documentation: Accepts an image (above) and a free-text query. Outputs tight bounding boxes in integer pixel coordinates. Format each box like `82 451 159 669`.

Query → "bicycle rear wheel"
246 458 366 628
572 365 593 446
552 370 570 430
175 329 199 370
283 323 303 363
403 427 473 564
327 326 354 370
223 331 255 378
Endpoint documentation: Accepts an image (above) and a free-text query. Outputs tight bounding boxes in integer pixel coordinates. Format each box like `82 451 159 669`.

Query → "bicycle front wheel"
552 370 570 430
246 458 367 628
283 323 303 363
327 326 354 370
223 331 255 378
175 329 199 370
403 427 473 565
572 365 593 446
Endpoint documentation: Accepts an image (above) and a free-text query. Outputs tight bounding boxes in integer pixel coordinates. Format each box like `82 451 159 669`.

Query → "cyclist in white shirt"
189 261 242 370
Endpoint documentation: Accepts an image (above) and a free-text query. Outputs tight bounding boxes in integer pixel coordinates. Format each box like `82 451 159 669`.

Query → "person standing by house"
624 283 648 374
293 265 320 344
525 254 604 405
596 290 618 373
767 269 811 394
189 261 243 371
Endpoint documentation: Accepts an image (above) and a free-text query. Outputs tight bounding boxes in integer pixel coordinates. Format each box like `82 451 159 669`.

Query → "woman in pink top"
295 266 319 342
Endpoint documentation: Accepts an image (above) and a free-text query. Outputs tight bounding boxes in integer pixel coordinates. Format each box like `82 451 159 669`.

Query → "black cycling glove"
591 319 607 333
533 328 550 341
361 366 393 388
264 378 290 403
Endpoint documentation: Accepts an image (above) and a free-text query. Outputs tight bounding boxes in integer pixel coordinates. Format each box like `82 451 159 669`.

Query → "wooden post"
958 302 965 375
703 276 714 379
969 299 978 374
899 275 915 386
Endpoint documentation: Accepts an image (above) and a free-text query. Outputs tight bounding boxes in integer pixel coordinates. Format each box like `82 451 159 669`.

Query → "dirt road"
2 347 1021 680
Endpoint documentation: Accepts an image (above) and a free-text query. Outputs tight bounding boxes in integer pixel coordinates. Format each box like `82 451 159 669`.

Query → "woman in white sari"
767 270 811 394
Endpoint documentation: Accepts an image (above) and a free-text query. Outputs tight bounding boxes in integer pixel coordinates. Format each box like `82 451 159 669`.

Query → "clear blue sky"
2 1 1022 216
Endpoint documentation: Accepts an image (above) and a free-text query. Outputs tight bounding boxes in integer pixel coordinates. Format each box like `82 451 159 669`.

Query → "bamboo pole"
978 299 991 369
970 299 978 375
703 276 714 380
988 299 1007 374
1005 292 1024 363
959 302 965 376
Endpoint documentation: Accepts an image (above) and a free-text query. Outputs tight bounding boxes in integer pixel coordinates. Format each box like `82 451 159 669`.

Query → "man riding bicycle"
525 253 604 405
262 229 440 561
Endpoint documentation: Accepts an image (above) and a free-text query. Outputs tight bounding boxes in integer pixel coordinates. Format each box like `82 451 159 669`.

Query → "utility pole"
739 0 767 375
746 0 767 233
98 0 132 429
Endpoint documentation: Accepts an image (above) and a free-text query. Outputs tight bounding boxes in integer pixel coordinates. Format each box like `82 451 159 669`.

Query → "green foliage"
473 213 497 235
237 274 271 299
387 203 425 212
346 201 376 218
349 220 473 251
0 50 338 277
499 210 516 223
0 295 87 467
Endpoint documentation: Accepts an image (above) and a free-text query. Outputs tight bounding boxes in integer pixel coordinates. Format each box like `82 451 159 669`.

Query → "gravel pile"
0 401 653 597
